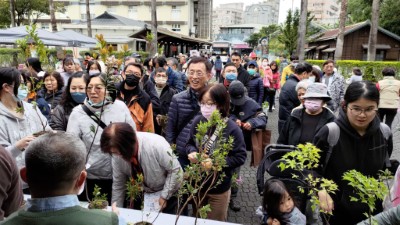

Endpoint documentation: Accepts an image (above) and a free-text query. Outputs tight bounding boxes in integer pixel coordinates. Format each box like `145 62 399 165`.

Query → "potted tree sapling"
88 184 108 209
278 143 338 224
175 111 234 225
342 170 389 225
125 174 152 225
15 25 52 137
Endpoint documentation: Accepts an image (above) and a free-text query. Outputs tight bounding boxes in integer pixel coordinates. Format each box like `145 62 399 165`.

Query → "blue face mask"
225 73 237 82
87 99 106 108
17 86 28 101
71 92 86 104
248 69 256 76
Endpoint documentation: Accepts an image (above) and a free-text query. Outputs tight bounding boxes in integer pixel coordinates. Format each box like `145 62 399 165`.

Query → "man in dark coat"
278 62 312 132
231 52 251 90
228 81 267 212
166 57 213 168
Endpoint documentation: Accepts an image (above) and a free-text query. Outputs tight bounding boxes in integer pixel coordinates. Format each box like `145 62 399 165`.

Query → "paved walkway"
226 101 400 225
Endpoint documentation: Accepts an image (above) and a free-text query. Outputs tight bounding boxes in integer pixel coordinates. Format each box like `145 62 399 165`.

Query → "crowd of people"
0 51 399 225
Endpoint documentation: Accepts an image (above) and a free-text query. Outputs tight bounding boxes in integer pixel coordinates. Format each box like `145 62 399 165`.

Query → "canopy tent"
0 26 97 47
56 30 97 48
0 26 69 46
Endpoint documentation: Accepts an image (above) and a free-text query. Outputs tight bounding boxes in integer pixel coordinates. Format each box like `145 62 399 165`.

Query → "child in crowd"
346 67 363 84
256 179 306 225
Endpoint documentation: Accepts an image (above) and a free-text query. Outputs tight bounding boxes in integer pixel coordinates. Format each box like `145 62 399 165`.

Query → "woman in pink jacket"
269 61 281 111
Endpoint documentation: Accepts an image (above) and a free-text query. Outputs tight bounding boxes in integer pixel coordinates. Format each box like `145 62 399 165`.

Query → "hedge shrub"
0 48 74 67
306 60 400 82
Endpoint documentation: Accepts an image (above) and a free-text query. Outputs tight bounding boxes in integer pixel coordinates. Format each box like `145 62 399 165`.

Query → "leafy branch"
88 184 108 209
343 170 388 225
278 143 338 224
175 111 233 225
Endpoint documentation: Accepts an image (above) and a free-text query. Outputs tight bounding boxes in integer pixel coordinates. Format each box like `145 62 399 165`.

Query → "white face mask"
89 70 100 76
308 76 316 83
155 77 167 85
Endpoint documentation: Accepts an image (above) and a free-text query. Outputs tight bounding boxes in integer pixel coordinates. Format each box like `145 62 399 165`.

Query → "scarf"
129 141 144 209
189 88 200 110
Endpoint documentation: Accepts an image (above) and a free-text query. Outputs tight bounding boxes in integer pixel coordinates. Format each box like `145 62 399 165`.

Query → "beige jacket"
111 132 182 207
378 76 400 108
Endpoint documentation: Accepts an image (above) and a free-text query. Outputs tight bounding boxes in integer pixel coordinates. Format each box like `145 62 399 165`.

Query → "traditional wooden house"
306 20 400 61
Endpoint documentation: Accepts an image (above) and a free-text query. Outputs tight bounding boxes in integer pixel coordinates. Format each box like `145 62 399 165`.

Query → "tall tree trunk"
150 0 158 56
49 0 57 31
334 0 348 60
86 0 92 37
9 0 15 27
367 0 380 61
296 0 308 61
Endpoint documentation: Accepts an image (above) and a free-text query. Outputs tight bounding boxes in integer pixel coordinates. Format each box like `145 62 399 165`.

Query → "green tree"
278 9 316 56
278 9 299 55
347 0 400 36
246 24 279 48
347 0 372 23
380 0 400 36
0 1 11 28
0 0 65 27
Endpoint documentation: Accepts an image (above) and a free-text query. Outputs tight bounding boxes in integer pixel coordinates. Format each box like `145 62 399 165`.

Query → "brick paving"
226 100 400 225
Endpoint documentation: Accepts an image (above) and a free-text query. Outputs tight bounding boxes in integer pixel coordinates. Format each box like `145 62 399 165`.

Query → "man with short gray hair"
2 132 120 225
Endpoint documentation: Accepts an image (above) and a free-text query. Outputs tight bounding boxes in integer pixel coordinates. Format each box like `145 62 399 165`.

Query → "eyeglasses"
86 85 105 92
187 70 206 77
200 102 215 108
349 107 377 116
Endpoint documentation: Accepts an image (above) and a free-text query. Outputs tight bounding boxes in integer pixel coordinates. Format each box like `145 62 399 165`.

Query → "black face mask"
125 74 140 87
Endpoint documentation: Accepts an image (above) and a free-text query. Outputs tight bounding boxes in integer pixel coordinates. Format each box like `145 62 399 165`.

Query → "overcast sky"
213 0 301 24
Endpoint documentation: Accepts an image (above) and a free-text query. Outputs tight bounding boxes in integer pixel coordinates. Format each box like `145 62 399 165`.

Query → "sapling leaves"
175 111 233 224
199 204 212 219
343 170 388 215
279 143 338 221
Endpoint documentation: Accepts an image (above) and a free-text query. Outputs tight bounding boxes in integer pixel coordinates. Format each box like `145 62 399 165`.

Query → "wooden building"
306 20 400 61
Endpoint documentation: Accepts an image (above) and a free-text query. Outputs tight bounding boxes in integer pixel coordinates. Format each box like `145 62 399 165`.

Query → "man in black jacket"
278 62 312 132
124 57 160 114
231 52 251 90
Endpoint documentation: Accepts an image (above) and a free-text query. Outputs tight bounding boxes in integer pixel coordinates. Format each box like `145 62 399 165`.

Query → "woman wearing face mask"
18 73 30 102
247 61 264 106
60 57 76 85
86 60 102 76
66 73 136 203
0 67 51 192
186 83 247 221
50 72 88 131
278 83 334 145
153 67 177 136
314 81 393 224
267 61 280 112
117 62 154 132
221 62 238 88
